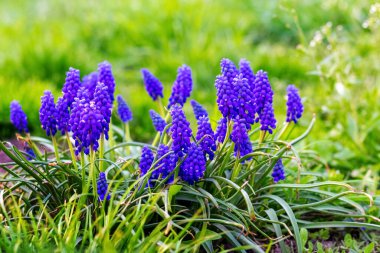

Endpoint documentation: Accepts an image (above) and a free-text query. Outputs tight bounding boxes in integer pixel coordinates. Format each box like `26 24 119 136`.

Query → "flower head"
56 97 70 134
94 82 112 139
98 61 116 103
24 146 35 160
62 67 81 108
239 59 255 90
215 117 227 143
140 146 154 175
286 85 303 123
117 95 133 123
97 172 110 201
10 101 29 133
168 65 193 108
259 101 276 134
215 75 237 119
231 117 252 159
272 159 285 183
141 69 163 101
232 74 255 127
179 143 206 184
190 100 208 120
82 72 98 100
154 144 177 182
196 116 216 160
169 104 192 157
253 70 273 117
39 91 58 136
149 109 166 133
220 58 238 85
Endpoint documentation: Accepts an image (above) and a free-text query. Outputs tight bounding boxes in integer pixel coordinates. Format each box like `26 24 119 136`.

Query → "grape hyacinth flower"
239 59 255 90
220 58 238 85
98 61 116 103
259 101 276 134
140 146 154 175
169 104 192 157
215 74 237 119
286 85 304 123
68 98 85 146
232 74 255 127
196 115 216 160
272 159 285 183
215 117 227 143
10 101 29 133
56 97 70 134
94 83 112 139
62 67 81 108
24 146 35 160
154 144 177 182
253 70 273 117
149 109 166 133
141 69 163 101
168 65 193 108
231 117 252 159
117 95 133 123
39 91 58 136
82 72 98 100
190 100 208 120
179 143 206 184
97 172 110 201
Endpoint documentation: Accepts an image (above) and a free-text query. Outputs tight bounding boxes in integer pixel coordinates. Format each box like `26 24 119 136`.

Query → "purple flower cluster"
93 82 112 139
117 95 133 123
253 70 273 116
286 85 303 123
98 61 116 103
231 117 252 159
179 143 206 184
141 69 163 101
39 91 58 136
215 75 236 119
149 110 166 133
56 97 70 134
140 146 154 175
62 68 81 108
97 172 110 201
214 117 227 143
196 116 216 160
82 72 98 100
168 65 193 108
190 100 208 120
169 104 192 157
10 101 29 133
239 59 255 90
220 58 238 84
233 74 255 127
259 101 276 134
272 159 285 183
154 144 177 182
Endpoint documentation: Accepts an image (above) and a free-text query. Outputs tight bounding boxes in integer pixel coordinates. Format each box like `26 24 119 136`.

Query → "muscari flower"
140 146 154 175
24 146 35 160
215 74 237 119
239 59 255 90
141 68 163 101
215 117 227 143
97 172 110 201
232 74 255 127
286 85 303 123
94 83 112 139
149 109 166 133
168 65 193 108
259 101 276 134
196 115 216 160
169 104 192 157
62 67 81 108
253 70 273 117
82 72 98 100
272 159 285 183
56 97 70 134
10 101 29 133
190 99 208 120
39 91 58 136
98 61 116 103
153 144 177 182
179 143 206 184
117 95 133 123
231 117 252 159
220 58 238 85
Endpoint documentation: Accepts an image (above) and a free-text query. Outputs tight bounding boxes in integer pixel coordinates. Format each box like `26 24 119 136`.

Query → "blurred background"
0 0 379 179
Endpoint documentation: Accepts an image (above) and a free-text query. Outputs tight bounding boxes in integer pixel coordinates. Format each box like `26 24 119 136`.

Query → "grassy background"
0 0 379 176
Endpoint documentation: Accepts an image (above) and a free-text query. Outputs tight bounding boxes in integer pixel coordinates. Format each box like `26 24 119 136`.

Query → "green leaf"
363 242 375 253
168 184 183 204
300 228 308 248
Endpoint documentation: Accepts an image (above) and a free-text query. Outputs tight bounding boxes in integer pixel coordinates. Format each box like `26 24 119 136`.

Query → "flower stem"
152 133 161 147
125 123 131 154
99 133 105 172
276 122 290 140
258 130 266 144
90 147 97 199
51 135 60 162
108 117 115 161
65 132 78 171
156 98 165 116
